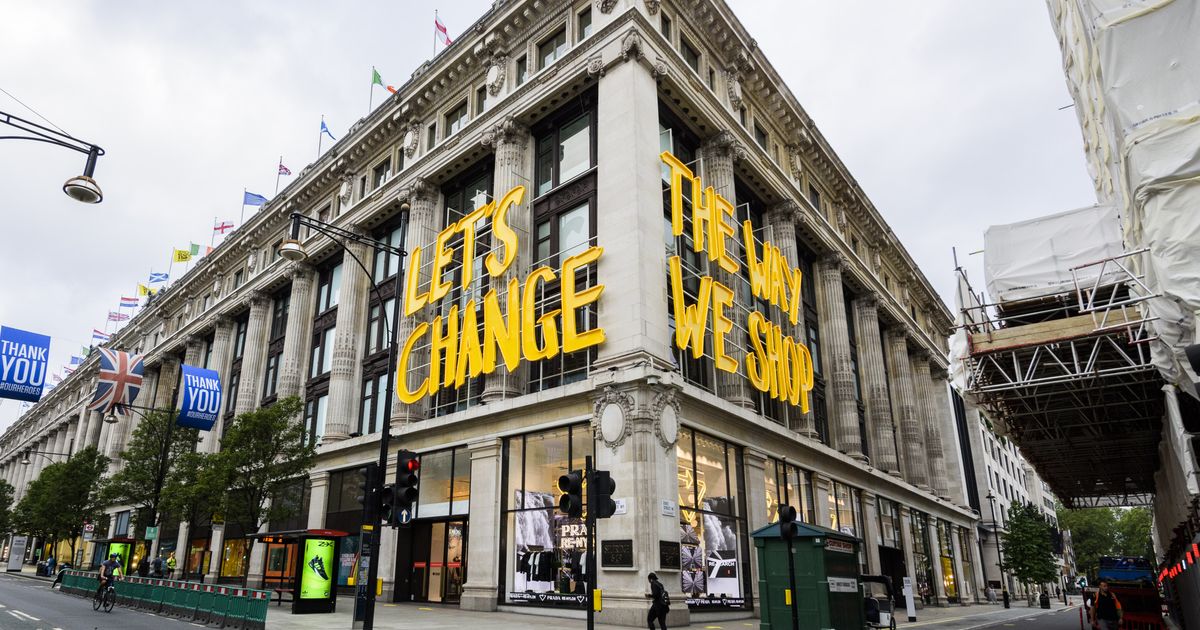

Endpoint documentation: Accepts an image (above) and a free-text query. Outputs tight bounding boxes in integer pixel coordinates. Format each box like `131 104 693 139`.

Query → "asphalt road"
902 605 1085 630
0 573 189 630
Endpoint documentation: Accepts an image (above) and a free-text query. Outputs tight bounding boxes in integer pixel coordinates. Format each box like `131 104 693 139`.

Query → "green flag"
371 67 383 86
189 242 201 255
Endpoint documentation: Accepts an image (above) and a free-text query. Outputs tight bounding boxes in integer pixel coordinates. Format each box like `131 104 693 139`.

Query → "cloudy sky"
0 1 1095 432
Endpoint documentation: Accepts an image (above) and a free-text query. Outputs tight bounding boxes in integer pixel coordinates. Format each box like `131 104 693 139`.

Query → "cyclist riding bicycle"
96 553 122 599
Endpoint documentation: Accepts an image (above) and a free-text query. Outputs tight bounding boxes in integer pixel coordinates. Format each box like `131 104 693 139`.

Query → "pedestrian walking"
137 555 150 577
1090 580 1123 630
645 572 670 630
166 552 178 578
151 553 164 578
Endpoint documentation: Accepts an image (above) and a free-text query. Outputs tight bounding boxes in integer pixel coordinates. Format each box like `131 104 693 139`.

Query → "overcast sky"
0 1 1095 432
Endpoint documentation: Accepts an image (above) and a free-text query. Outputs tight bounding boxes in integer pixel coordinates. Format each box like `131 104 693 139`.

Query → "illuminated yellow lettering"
457 202 492 292
743 220 770 299
787 267 803 326
455 300 484 388
560 246 605 354
486 186 524 277
668 256 712 359
429 225 457 304
428 306 459 392
660 152 694 238
403 245 428 317
792 340 814 413
746 311 770 392
712 193 739 274
396 322 429 404
521 267 560 361
710 280 737 373
482 279 521 372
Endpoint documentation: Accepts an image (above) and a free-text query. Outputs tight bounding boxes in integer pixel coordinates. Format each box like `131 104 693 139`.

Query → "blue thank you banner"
178 363 222 430
0 326 51 402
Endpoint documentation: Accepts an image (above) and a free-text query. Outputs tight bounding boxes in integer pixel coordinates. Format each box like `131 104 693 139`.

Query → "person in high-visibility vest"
165 552 178 578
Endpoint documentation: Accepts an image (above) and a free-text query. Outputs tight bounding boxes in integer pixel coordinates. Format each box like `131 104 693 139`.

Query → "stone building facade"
0 0 981 623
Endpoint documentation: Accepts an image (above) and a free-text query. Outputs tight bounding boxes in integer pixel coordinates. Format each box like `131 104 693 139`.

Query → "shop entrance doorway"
879 545 908 609
395 520 467 604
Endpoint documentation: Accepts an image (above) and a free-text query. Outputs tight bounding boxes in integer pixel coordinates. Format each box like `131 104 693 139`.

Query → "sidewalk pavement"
898 599 1078 628
263 599 677 630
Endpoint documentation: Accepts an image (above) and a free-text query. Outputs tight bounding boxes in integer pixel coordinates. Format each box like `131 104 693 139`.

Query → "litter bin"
1040 591 1051 609
752 521 863 630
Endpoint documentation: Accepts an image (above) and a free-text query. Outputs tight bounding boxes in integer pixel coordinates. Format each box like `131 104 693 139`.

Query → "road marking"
10 609 39 621
418 606 434 611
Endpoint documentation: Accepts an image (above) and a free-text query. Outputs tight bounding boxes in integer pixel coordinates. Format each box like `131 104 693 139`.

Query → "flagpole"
211 216 217 249
241 188 247 223
434 10 438 55
318 115 324 159
368 68 375 113
275 156 283 195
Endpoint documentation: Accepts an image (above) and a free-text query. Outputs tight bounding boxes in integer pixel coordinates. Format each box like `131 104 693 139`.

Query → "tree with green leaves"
214 397 315 579
160 450 228 577
1057 506 1117 579
1114 507 1154 560
0 479 16 538
101 408 200 536
1003 502 1058 597
14 448 109 563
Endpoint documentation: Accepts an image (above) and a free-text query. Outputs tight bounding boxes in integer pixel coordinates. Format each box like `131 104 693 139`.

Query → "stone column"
744 448 769 603
765 201 818 437
233 293 272 416
967 529 987 603
932 368 967 505
481 120 530 403
861 490 883 574
325 237 371 441
306 472 330 528
815 255 864 458
70 416 85 455
153 358 181 410
813 473 833 528
460 438 502 611
173 522 190 579
884 330 929 490
278 264 316 399
205 525 225 582
912 355 949 499
203 316 236 452
52 426 67 461
950 526 969 604
853 297 900 475
700 130 753 409
245 499 270 587
898 505 919 612
85 410 103 449
183 336 205 372
393 179 438 422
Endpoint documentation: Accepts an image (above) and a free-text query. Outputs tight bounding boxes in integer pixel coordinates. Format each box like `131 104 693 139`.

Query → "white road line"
10 608 40 621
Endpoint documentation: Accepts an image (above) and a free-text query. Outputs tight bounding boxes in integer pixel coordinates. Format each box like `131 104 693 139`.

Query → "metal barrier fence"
58 569 270 629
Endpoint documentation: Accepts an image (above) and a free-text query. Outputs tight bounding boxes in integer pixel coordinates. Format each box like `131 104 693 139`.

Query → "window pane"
765 463 780 523
558 114 590 183
522 427 570 504
539 30 567 69
451 447 471 515
418 450 454 518
694 432 731 514
329 263 343 308
535 135 555 195
577 9 592 41
314 395 328 443
557 203 589 258
322 327 336 373
676 427 695 510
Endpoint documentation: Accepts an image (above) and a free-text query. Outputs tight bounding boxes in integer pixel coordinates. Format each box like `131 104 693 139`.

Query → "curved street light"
20 450 72 466
1 109 105 203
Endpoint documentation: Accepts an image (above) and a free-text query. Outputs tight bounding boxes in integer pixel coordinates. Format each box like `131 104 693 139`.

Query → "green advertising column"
109 542 131 575
294 536 338 614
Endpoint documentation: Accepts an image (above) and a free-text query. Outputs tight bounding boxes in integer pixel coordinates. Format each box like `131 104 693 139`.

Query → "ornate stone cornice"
620 29 644 62
288 261 315 279
594 0 618 14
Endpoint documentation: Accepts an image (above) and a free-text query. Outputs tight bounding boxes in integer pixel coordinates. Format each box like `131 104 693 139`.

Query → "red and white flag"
278 161 292 176
214 220 235 234
435 14 452 45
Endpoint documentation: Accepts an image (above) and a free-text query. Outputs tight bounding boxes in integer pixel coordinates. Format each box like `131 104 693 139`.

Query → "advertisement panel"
0 326 50 402
177 364 222 430
108 542 130 574
300 538 335 600
7 536 27 572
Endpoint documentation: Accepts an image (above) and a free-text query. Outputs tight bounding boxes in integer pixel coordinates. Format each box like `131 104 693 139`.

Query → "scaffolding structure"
956 251 1165 509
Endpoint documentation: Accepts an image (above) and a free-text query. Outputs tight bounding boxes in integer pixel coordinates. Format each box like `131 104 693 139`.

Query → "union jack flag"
87 348 145 415
108 311 130 322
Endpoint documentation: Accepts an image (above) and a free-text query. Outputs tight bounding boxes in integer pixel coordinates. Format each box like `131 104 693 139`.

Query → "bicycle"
93 578 116 613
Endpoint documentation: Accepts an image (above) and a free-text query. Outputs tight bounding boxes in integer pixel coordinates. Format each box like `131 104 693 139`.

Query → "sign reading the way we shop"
177 364 222 430
0 326 51 402
661 151 815 411
396 185 607 403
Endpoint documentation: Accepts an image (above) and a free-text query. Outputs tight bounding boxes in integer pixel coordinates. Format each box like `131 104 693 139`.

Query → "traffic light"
380 484 399 524
557 470 584 518
592 470 617 519
778 503 798 540
357 462 381 519
395 450 421 515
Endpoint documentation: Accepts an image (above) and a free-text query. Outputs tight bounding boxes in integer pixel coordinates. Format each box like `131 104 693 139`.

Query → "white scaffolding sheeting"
982 204 1124 304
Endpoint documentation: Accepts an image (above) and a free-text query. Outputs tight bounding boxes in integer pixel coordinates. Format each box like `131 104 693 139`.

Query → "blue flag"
69 355 83 365
149 272 169 283
321 119 337 141
243 191 268 206
178 364 222 431
0 326 51 403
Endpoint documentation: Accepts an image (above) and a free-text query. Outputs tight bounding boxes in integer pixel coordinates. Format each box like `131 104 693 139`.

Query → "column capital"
243 291 270 311
766 199 801 226
288 261 315 280
819 253 845 272
701 129 746 162
853 292 879 310
405 177 437 204
481 115 529 148
207 314 234 332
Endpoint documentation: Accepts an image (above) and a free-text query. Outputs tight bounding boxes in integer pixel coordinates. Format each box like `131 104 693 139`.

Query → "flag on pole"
149 272 169 283
119 296 139 308
372 67 398 94
435 14 453 45
69 355 83 365
173 248 193 263
189 243 201 256
214 220 235 234
136 283 158 297
87 348 146 415
206 246 215 255
243 191 268 206
63 366 75 374
80 345 91 355
108 311 130 322
278 161 292 176
92 329 110 342
320 118 337 141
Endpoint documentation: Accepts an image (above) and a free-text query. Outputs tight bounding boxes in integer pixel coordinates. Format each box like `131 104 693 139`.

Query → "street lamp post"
985 492 1010 608
104 403 177 553
20 450 72 466
280 204 410 630
1 109 105 203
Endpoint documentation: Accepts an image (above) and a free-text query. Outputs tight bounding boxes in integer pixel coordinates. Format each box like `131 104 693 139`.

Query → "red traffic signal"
396 450 421 511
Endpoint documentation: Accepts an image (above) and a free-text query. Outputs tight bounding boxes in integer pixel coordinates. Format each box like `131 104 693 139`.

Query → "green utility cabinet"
752 522 863 630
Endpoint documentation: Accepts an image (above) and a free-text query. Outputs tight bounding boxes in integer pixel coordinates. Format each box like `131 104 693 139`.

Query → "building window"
202 334 214 370
808 183 822 212
309 326 335 379
427 123 438 150
910 510 935 606
938 520 959 603
358 372 387 436
262 353 280 399
538 28 568 71
502 424 594 607
877 497 903 551
577 8 592 42
233 318 248 361
765 458 815 525
957 527 975 602
225 370 241 418
315 262 343 314
677 427 748 609
753 122 768 150
372 158 392 190
535 103 594 197
475 85 487 116
444 101 468 138
270 292 289 340
233 269 244 289
738 106 747 128
708 67 717 92
415 446 471 518
660 14 672 40
515 56 528 87
304 394 328 445
680 36 700 73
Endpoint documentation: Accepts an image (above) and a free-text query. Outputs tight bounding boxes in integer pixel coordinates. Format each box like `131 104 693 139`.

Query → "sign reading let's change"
0 325 51 402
